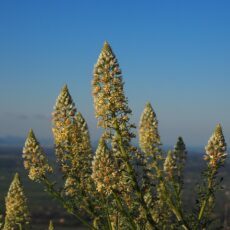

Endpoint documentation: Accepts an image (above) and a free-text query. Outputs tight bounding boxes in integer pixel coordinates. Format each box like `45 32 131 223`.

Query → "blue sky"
0 0 230 148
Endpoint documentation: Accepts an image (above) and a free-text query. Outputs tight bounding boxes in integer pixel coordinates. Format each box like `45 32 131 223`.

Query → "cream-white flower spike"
92 136 119 195
75 111 92 157
23 129 53 181
92 41 134 142
164 150 177 179
64 112 93 197
3 173 30 230
52 84 77 146
139 102 161 156
204 124 227 169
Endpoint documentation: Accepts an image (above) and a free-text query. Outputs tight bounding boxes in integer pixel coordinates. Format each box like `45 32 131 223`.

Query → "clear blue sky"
0 0 230 148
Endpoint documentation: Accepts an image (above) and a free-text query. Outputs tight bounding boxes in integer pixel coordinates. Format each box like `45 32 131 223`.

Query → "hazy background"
0 0 230 149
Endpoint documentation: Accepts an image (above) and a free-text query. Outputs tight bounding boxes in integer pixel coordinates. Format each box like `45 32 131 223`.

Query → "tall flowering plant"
21 42 227 230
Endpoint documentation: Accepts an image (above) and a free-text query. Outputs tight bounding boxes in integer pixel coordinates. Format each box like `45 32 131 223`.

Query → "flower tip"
145 101 152 108
103 40 109 46
214 123 224 136
146 101 151 105
102 41 112 52
62 84 69 91
177 136 184 142
28 129 35 139
216 123 222 130
14 172 20 181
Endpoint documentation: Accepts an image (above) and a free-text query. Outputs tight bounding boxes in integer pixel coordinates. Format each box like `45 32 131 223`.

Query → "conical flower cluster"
3 173 30 230
22 129 52 181
139 102 161 156
164 150 177 179
92 42 134 141
174 137 187 166
204 124 227 169
52 85 93 182
92 137 119 196
52 84 76 142
64 112 93 197
173 137 187 181
92 43 137 206
75 112 92 158
52 84 77 172
52 85 94 203
163 137 187 181
173 137 187 194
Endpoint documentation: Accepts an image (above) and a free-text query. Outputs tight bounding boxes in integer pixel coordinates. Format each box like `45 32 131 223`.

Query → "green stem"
112 192 136 230
198 169 216 222
113 121 159 230
153 162 190 230
115 210 119 230
172 177 182 212
101 195 113 230
42 177 97 230
17 223 22 230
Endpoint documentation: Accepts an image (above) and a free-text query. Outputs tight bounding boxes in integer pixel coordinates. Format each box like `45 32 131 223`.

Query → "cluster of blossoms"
3 173 30 230
92 42 135 142
164 137 187 182
174 137 187 178
92 42 137 195
21 84 99 228
92 137 119 195
0 173 54 229
164 150 177 179
139 102 167 225
22 129 52 181
139 102 161 156
52 84 77 173
204 124 227 169
52 85 93 198
63 112 93 197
